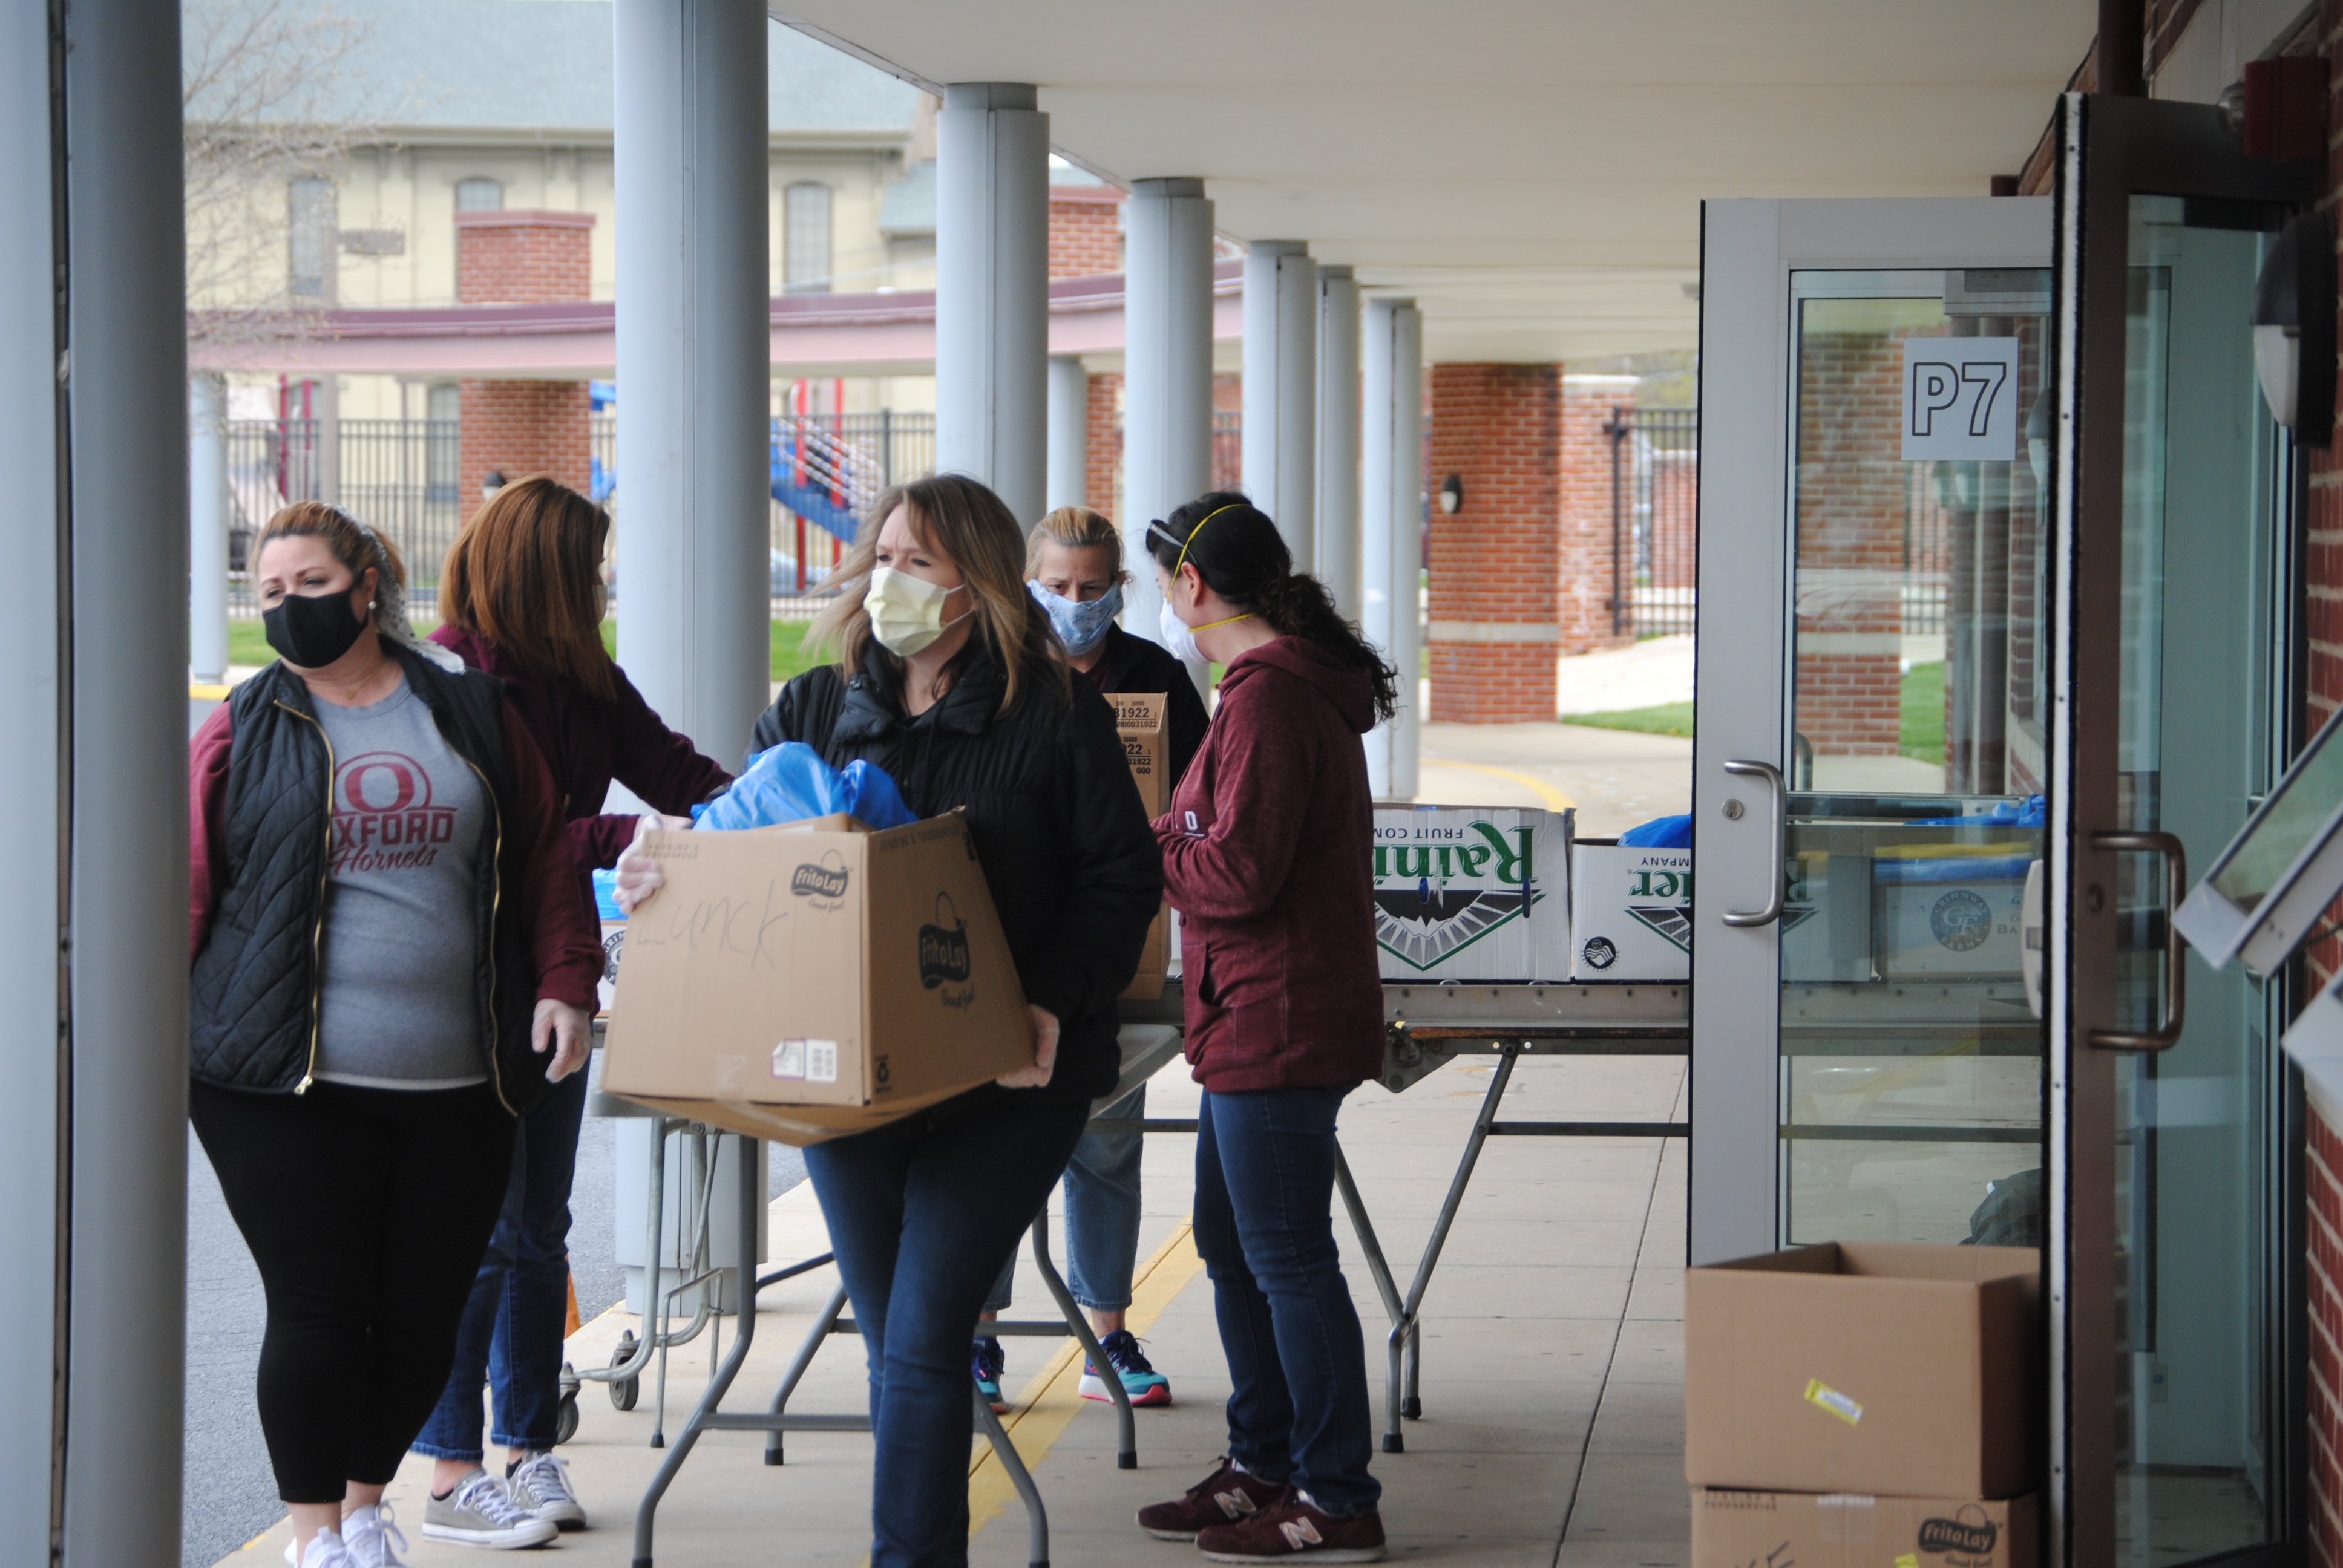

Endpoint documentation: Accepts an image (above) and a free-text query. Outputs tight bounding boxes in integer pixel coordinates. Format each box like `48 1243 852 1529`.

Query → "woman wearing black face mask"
188 502 603 1567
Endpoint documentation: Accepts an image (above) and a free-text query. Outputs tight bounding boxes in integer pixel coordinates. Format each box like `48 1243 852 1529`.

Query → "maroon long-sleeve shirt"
1155 637 1386 1093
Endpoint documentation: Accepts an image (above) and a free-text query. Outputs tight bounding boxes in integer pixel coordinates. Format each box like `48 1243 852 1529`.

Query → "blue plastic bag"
591 868 625 921
691 741 917 832
1903 794 2045 829
1619 814 1692 848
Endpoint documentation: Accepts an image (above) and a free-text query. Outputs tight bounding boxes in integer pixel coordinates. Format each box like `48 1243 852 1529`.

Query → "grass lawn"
1554 661 1949 759
1562 698 1695 738
1900 660 1945 765
232 615 827 685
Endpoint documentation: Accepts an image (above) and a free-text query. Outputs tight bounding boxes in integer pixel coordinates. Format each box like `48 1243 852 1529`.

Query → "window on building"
425 382 460 503
288 178 337 302
784 182 833 294
455 177 505 213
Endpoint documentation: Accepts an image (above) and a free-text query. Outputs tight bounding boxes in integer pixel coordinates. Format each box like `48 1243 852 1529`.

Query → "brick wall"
1426 363 1564 723
1086 371 1122 517
1049 187 1124 280
1792 324 1915 756
2307 13 2343 1568
1558 378 1638 655
455 210 595 511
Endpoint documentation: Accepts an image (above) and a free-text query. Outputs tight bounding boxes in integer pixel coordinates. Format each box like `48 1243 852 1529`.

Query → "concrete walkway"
212 1055 1689 1567
1419 723 1691 840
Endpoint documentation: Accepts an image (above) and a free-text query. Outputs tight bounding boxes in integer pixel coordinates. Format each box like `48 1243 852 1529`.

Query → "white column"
613 0 770 763
1121 176 1215 644
1315 264 1362 619
312 373 341 506
1363 297 1423 800
47 0 192 1558
189 372 231 682
0 6 65 1553
1046 354 1088 514
1242 240 1316 569
936 83 1048 525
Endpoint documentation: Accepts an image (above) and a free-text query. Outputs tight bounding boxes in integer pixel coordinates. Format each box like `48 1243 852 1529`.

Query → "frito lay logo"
918 893 972 988
1918 1509 1998 1556
790 852 850 902
331 751 458 874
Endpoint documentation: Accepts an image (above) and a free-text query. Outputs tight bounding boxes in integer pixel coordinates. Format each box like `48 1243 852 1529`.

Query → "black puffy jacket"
748 645 1162 1103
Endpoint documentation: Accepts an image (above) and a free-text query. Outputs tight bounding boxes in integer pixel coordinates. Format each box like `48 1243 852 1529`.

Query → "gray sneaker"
508 1451 586 1531
421 1469 559 1550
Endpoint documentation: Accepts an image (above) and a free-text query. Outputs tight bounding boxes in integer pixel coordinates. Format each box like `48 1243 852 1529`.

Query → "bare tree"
182 0 379 348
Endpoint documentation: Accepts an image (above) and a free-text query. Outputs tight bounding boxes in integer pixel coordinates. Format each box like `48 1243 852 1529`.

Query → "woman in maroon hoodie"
409 474 733 1541
1134 494 1396 1564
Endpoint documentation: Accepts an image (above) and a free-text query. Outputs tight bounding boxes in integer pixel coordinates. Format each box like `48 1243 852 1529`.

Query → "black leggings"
191 1079 516 1503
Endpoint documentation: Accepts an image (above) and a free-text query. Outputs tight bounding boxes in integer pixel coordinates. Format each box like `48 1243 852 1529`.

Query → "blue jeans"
982 1083 1144 1315
805 1092 1089 1568
1193 1085 1380 1517
411 1068 587 1460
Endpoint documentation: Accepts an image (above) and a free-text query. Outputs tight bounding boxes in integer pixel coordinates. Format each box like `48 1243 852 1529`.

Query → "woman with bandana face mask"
617 475 1162 1568
958 506 1208 1416
186 503 602 1568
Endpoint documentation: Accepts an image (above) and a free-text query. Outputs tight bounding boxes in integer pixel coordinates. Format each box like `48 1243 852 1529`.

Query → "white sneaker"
341 1501 411 1567
508 1451 586 1531
286 1527 355 1568
421 1468 560 1549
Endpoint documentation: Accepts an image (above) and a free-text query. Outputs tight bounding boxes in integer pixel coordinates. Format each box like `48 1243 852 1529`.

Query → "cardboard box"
1875 855 2031 978
599 812 1035 1145
1685 1242 2041 1499
1693 1489 2036 1568
1114 693 1173 999
1371 805 1573 981
1570 841 1693 981
1112 692 1171 817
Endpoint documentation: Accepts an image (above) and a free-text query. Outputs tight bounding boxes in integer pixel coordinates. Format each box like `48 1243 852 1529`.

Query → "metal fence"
1605 406 1699 638
1901 461 1951 636
1211 410 1242 492
224 418 465 615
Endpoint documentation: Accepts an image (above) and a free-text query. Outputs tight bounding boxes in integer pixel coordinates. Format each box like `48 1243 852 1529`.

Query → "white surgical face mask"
1156 597 1204 664
865 566 968 657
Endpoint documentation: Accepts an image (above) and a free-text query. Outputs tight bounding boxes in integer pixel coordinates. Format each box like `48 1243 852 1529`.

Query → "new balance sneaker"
972 1336 1008 1414
286 1529 355 1568
421 1468 560 1550
339 1502 410 1568
1197 1491 1387 1563
1080 1328 1172 1406
1135 1456 1285 1541
507 1451 586 1532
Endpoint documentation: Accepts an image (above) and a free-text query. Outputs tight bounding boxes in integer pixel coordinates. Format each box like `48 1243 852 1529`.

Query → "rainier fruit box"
1371 806 1573 981
1570 841 1693 981
1692 1490 2037 1568
600 812 1034 1145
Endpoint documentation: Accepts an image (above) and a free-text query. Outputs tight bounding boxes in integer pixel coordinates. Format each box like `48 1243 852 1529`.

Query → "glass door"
1691 198 2054 1265
2053 92 2307 1568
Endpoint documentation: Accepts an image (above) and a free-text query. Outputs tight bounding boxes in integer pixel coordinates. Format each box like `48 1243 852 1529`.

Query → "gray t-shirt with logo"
310 676 491 1088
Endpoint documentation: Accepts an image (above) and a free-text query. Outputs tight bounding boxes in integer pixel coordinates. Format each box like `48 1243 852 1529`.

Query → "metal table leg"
1378 1045 1518 1452
761 1278 853 1466
1025 1203 1138 1468
631 1133 762 1568
1332 1143 1407 1438
974 1382 1051 1568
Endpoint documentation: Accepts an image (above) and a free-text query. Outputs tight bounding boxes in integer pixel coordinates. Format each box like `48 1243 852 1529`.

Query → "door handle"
2088 830 2187 1051
1722 759 1786 927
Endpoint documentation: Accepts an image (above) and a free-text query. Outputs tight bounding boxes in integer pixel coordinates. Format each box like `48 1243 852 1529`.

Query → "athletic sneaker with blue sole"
1080 1328 1172 1406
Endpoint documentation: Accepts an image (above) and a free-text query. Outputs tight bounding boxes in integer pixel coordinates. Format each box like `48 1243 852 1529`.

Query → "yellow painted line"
965 1218 1207 1542
189 684 231 701
1422 757 1576 814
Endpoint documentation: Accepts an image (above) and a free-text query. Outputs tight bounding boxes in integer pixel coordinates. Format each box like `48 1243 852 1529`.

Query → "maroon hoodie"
429 626 733 872
1155 636 1385 1093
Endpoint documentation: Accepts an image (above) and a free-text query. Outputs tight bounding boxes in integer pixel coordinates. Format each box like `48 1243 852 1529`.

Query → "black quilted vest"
188 644 543 1114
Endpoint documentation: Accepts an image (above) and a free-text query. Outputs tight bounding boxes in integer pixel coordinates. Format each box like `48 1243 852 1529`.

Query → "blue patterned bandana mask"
1028 578 1122 656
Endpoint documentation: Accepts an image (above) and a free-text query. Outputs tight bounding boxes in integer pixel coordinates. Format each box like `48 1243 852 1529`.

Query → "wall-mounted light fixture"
482 468 509 500
2252 209 2335 446
1438 473 1464 514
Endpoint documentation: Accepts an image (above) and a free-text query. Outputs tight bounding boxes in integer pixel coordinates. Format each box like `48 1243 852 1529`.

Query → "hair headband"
1150 503 1245 579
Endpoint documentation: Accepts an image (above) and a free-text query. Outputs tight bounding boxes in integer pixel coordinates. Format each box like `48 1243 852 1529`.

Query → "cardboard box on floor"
1693 1489 2037 1568
598 812 1034 1145
1685 1241 2042 1499
1115 691 1172 1001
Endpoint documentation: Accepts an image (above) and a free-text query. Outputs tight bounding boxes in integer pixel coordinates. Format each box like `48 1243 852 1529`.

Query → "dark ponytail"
1145 491 1400 722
